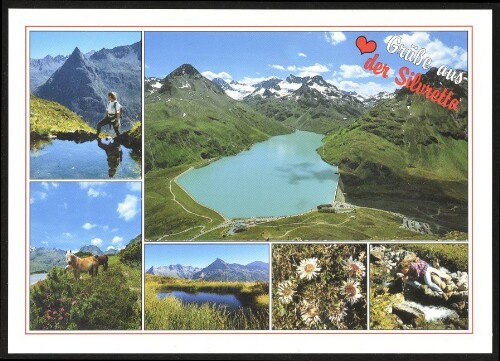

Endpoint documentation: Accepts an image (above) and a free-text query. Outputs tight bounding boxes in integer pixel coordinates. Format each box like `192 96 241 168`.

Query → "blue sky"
145 31 468 97
30 31 141 59
145 244 269 269
30 181 142 252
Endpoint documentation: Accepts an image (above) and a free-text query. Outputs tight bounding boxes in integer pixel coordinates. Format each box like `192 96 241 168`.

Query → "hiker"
399 255 451 295
97 137 123 177
96 91 122 136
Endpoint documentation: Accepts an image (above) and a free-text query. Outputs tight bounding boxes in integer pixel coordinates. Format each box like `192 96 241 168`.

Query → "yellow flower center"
304 264 315 273
282 288 293 297
306 306 318 317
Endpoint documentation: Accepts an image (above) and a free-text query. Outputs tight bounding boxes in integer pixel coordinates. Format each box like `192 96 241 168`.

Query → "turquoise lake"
177 131 339 218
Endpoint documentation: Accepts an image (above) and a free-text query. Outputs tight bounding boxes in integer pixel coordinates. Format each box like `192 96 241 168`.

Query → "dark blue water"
178 131 338 218
157 291 242 310
30 139 141 179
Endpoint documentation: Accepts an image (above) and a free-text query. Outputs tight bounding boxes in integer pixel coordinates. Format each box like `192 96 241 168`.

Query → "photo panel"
369 243 469 330
271 243 368 330
144 243 270 330
29 181 142 330
143 31 468 242
29 31 143 180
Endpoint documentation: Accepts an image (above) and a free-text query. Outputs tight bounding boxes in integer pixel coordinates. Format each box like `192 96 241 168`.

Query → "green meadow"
30 253 142 330
145 275 269 330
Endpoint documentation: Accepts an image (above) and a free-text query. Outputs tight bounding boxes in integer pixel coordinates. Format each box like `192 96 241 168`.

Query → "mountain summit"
145 258 269 282
34 42 141 129
144 64 291 171
159 64 225 97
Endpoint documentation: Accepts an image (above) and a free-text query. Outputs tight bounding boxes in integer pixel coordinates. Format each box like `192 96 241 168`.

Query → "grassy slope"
320 94 468 234
30 94 96 136
30 254 141 330
244 97 360 134
144 86 292 171
145 165 226 240
145 163 465 240
199 207 462 241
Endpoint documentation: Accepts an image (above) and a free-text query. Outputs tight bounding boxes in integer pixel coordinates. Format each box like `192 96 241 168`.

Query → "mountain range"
30 244 117 273
33 41 141 130
146 258 269 282
146 72 388 134
320 67 468 234
144 63 291 171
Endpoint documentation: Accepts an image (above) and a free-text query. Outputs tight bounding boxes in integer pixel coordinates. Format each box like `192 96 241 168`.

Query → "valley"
144 63 468 241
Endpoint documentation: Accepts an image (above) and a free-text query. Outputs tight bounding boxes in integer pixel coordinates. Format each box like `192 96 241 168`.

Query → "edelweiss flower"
276 280 296 304
341 279 363 305
296 257 321 280
301 300 321 326
343 257 366 279
328 302 348 325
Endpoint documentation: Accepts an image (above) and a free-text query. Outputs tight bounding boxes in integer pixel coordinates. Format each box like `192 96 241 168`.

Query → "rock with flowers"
272 244 367 330
370 244 468 330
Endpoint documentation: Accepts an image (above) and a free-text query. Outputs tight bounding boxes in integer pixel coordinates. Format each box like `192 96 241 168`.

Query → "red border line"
25 25 474 336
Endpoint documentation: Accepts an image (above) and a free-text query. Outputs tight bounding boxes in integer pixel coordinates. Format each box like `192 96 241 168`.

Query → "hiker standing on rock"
96 91 122 136
399 256 452 296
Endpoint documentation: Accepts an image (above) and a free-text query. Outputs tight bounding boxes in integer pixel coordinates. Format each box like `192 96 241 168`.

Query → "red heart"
356 36 377 55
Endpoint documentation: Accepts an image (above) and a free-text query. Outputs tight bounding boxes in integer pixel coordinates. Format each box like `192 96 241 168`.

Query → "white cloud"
30 197 35 204
339 64 373 79
79 182 106 190
39 192 47 200
329 78 397 97
62 232 73 238
112 236 124 244
41 182 49 190
87 188 106 198
299 63 329 73
111 228 119 233
269 64 299 72
201 71 232 81
269 64 285 71
117 195 139 221
82 222 97 230
51 182 59 188
41 241 49 246
106 246 118 252
238 76 276 85
384 32 468 69
295 63 330 77
339 64 395 79
127 182 141 192
324 32 346 45
298 52 307 57
91 238 103 246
